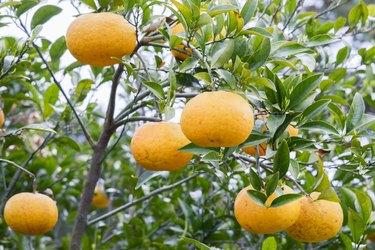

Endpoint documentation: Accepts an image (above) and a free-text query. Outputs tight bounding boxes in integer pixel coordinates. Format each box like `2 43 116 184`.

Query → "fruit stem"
0 158 37 193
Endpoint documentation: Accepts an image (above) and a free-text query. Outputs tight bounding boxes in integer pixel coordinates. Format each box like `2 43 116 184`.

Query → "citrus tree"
0 0 375 249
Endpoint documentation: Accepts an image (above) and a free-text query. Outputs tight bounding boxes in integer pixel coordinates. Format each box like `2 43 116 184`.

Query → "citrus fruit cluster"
235 187 343 242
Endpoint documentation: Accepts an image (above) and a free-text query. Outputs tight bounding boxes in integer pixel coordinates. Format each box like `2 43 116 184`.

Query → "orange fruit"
92 186 110 209
286 192 343 242
286 125 298 137
234 185 301 234
171 23 192 61
4 192 58 235
242 124 267 157
130 122 193 171
180 91 254 147
0 108 4 128
66 12 136 66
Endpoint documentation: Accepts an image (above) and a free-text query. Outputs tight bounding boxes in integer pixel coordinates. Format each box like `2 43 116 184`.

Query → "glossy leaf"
270 193 303 208
273 140 290 178
31 5 62 29
247 190 267 206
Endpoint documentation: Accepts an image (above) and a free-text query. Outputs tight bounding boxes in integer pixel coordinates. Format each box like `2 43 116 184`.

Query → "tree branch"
87 172 202 225
114 116 162 129
32 42 96 148
0 159 37 193
282 0 305 31
105 64 124 129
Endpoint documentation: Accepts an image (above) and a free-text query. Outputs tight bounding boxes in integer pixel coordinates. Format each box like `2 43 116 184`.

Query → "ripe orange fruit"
181 91 254 147
4 192 58 235
92 186 110 209
242 124 267 157
171 23 192 61
0 108 4 128
286 125 298 137
286 192 343 242
234 185 301 234
66 12 136 66
130 122 193 171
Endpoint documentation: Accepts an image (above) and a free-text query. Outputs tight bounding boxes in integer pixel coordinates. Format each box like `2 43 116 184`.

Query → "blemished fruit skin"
66 12 136 66
4 192 58 235
181 91 254 147
234 185 301 234
286 192 343 242
130 122 193 171
92 186 110 209
0 108 4 128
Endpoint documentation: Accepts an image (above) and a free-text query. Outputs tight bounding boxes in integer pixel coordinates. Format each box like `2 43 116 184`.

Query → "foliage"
0 0 374 249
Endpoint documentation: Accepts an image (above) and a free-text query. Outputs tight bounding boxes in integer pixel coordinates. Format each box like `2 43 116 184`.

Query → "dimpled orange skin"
286 192 343 242
171 23 192 61
0 108 4 128
4 192 58 235
92 187 110 209
234 185 301 234
66 12 136 67
181 91 254 147
130 122 193 171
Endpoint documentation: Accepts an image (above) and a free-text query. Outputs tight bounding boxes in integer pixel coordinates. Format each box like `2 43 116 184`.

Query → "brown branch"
87 172 202 225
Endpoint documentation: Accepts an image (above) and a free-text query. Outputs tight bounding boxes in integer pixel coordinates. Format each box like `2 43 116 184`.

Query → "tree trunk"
69 129 113 250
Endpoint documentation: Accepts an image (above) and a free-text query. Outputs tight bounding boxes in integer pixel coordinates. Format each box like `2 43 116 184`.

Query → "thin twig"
282 0 305 31
114 116 162 129
105 64 124 129
0 159 37 193
87 172 202 225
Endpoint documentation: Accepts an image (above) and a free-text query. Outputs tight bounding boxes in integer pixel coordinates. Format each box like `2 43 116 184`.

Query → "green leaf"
50 36 67 61
273 140 290 178
348 208 366 243
299 121 340 135
354 190 372 223
262 236 277 250
175 73 200 87
51 136 81 152
17 124 56 134
216 69 236 89
196 13 212 28
346 93 365 132
289 74 323 109
270 193 303 208
43 84 59 118
31 5 62 29
248 77 276 91
305 34 340 47
180 237 210 250
317 187 340 203
171 0 192 24
135 171 162 189
265 173 279 197
339 232 354 250
247 190 267 206
75 79 93 103
247 38 271 71
143 81 165 100
0 1 22 9
249 168 262 191
208 5 237 17
239 133 270 148
302 99 331 120
178 143 218 154
334 17 347 32
210 39 234 68
79 0 97 9
241 27 273 38
336 46 349 66
241 0 257 24
16 0 39 16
